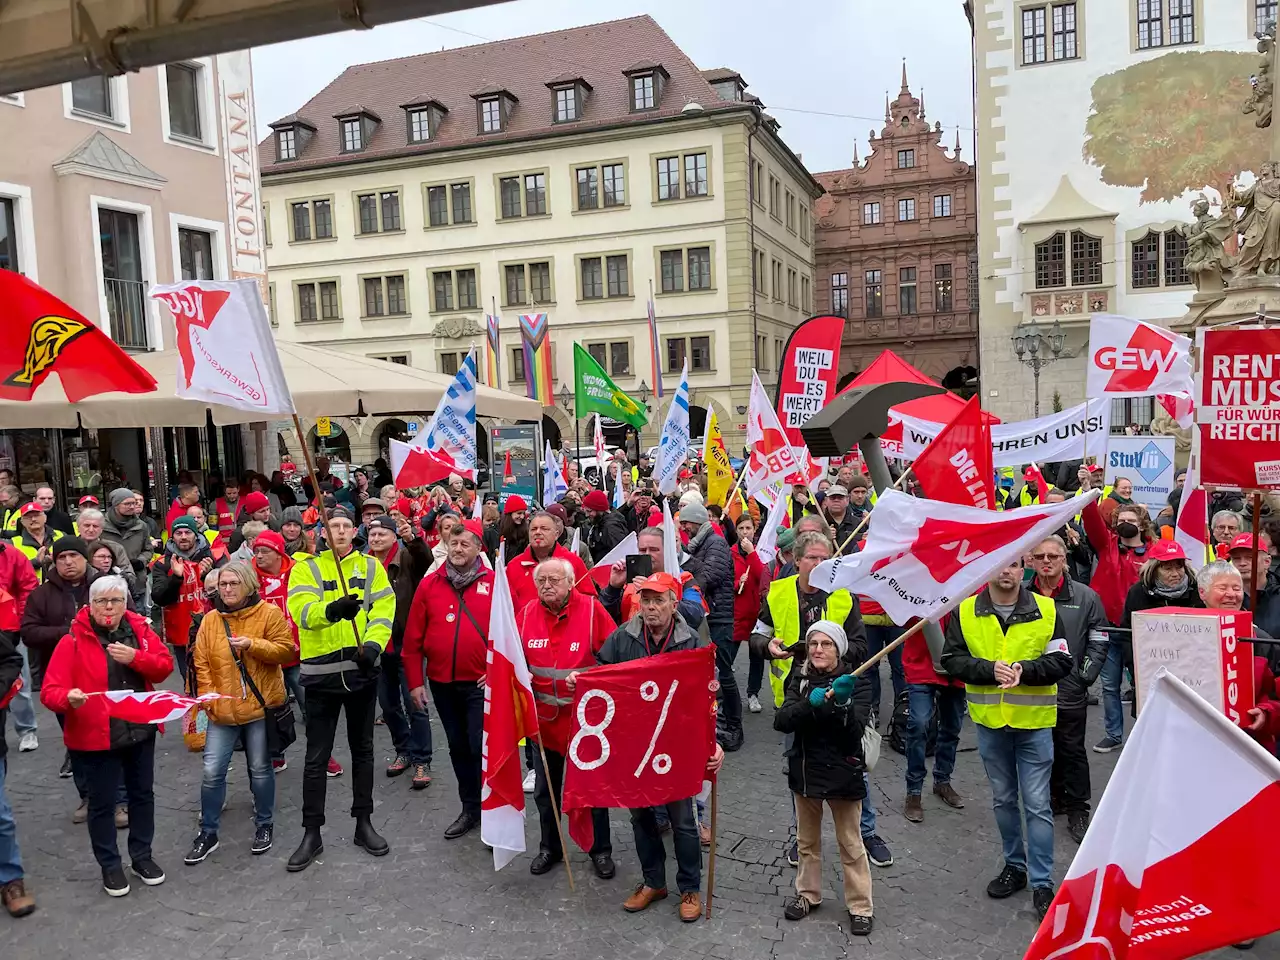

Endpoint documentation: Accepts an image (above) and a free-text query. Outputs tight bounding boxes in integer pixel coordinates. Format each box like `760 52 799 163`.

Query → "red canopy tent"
841 350 1000 424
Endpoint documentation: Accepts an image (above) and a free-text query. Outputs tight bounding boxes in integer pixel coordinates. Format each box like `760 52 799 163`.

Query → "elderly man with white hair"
75 509 136 597
515 556 618 879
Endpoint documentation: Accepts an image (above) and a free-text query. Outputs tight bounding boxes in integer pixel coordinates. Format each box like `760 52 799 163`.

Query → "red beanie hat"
646 511 664 528
241 491 270 514
503 494 528 515
253 529 287 557
394 497 414 518
582 490 610 512
461 519 485 542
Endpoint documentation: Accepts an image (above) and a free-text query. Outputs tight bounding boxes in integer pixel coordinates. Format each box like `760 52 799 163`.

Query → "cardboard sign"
1197 326 1280 489
1132 608 1255 723
1103 436 1177 510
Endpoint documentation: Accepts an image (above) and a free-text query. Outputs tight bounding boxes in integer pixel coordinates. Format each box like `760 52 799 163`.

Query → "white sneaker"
747 695 763 714
18 732 37 752
522 769 536 794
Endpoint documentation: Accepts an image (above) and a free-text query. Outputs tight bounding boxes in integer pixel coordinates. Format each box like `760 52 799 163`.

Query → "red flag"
562 647 716 851
0 270 157 401
100 690 225 725
390 444 461 489
586 532 640 588
1023 672 1280 960
503 449 514 482
481 545 540 870
909 396 995 509
772 314 846 447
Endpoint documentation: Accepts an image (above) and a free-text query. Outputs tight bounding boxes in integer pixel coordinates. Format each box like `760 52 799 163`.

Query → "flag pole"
534 736 576 892
704 778 719 920
835 466 914 555
851 617 929 678
1251 491 1263 601
575 418 582 488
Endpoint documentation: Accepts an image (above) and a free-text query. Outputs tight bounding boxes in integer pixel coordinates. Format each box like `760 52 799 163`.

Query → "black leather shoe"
443 811 479 840
591 853 616 880
529 851 561 875
353 817 389 856
287 828 324 872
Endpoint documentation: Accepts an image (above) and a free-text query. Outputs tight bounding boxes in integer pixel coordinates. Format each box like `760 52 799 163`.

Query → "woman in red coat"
733 514 770 713
41 574 174 898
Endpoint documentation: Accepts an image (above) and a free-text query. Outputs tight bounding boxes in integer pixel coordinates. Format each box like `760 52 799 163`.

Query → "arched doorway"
309 423 351 463
942 365 979 399
374 418 410 464
688 404 708 444
541 414 562 452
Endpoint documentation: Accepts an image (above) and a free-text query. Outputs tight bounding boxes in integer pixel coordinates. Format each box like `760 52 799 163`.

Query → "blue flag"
653 360 689 496
542 440 568 505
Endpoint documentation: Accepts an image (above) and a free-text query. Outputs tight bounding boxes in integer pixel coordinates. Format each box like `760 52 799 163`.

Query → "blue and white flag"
653 359 689 496
612 464 627 509
542 440 568 505
390 346 477 486
662 500 681 577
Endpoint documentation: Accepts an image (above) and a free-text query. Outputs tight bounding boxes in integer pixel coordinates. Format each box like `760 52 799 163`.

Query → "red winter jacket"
732 545 769 642
506 543 592 615
1082 499 1150 626
0 541 38 632
40 608 174 751
1246 656 1280 754
402 566 494 687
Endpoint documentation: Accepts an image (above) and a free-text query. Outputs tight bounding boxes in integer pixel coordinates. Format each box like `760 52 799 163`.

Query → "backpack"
886 690 938 756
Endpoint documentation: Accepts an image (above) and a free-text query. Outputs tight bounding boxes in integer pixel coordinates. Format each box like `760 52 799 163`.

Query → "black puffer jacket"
583 509 630 561
385 536 431 654
685 522 734 628
774 660 871 800
1035 577 1109 708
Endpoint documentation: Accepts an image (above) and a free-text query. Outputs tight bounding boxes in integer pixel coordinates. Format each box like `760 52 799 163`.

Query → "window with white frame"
0 198 20 274
71 75 114 119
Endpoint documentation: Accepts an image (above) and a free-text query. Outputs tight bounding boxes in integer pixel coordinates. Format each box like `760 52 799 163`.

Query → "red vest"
161 558 205 647
506 543 591 615
213 497 240 537
253 556 298 666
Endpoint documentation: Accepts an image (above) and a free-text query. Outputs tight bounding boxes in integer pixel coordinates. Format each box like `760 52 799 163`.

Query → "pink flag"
1024 671 1280 959
100 690 225 725
481 544 540 870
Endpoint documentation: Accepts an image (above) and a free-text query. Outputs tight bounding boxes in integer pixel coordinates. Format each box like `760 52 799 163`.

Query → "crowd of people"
0 451 1277 937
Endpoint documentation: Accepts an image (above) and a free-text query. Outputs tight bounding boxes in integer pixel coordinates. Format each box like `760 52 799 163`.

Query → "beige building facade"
260 16 821 464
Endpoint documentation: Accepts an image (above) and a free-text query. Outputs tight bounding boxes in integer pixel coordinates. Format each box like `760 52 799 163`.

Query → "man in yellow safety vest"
940 557 1072 922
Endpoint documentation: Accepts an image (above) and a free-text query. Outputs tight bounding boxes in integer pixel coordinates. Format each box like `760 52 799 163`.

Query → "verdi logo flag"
573 343 647 429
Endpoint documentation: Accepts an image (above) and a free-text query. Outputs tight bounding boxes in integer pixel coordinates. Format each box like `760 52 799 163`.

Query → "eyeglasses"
806 639 837 651
1029 553 1065 562
90 597 126 607
534 575 567 585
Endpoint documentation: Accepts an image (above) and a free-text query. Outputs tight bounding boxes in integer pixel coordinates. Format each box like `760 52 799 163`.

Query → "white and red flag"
1086 315 1193 399
587 531 640 589
390 348 477 488
593 414 608 481
744 371 802 499
1157 392 1195 430
809 489 1098 624
1175 449 1210 572
481 543 540 870
100 690 226 725
786 446 829 494
151 279 295 414
1024 670 1280 960
909 395 995 510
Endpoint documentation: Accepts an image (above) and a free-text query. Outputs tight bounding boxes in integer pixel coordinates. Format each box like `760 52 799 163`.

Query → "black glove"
325 595 361 622
357 641 382 672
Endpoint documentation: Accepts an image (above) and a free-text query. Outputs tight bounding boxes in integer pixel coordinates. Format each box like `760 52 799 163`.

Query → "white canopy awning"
0 341 542 429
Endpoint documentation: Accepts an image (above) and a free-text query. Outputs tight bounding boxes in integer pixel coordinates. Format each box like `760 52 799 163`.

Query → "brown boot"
679 891 702 922
933 783 965 809
1 879 35 918
904 794 924 823
622 884 668 913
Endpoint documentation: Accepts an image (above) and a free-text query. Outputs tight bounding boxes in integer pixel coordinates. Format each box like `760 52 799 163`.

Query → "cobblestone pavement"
1 665 1270 960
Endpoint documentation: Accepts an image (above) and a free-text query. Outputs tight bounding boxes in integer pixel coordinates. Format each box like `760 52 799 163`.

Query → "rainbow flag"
518 312 553 405
485 313 501 388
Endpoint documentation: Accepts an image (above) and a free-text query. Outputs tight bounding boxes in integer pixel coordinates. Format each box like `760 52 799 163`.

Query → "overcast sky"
251 0 976 174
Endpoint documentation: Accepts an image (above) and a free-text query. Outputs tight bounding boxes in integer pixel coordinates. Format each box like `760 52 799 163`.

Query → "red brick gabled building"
814 66 979 393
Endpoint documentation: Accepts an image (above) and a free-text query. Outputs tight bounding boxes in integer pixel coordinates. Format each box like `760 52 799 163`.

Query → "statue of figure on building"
1243 20 1276 129
1229 162 1280 277
1179 195 1236 291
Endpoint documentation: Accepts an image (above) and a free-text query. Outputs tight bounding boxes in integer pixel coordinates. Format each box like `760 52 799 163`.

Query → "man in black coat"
580 490 629 560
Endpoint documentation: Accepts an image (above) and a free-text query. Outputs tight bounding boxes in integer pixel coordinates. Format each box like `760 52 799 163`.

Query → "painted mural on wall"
1083 51 1269 204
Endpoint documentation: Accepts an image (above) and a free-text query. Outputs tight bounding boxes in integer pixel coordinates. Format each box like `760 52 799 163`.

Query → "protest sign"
774 315 845 447
1197 326 1280 489
1103 435 1176 510
1131 609 1255 723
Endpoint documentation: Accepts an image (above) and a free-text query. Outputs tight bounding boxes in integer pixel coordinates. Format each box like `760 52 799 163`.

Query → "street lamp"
558 383 572 412
1011 320 1068 416
638 379 650 403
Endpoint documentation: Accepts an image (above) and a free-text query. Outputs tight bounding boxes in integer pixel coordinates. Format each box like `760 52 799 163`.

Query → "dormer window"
703 69 747 103
333 105 380 154
472 87 518 135
268 114 317 163
555 87 577 121
712 80 743 102
278 128 296 160
401 98 447 144
546 75 592 124
624 62 669 113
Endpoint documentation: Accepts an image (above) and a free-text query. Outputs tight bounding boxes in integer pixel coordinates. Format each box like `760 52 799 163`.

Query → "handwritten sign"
1132 608 1254 723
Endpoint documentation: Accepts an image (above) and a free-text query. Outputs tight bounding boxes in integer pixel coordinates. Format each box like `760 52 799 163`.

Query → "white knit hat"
806 619 848 658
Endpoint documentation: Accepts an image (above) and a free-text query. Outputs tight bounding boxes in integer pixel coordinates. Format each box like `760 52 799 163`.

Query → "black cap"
366 516 397 533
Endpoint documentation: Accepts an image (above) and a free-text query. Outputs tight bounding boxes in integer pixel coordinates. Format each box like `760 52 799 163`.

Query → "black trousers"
430 679 484 817
70 737 155 871
301 682 377 828
533 745 611 858
1051 704 1091 814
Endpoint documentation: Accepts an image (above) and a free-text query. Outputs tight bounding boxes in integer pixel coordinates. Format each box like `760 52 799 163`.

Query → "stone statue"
1230 161 1280 276
1149 406 1192 454
1179 196 1236 291
1244 22 1275 130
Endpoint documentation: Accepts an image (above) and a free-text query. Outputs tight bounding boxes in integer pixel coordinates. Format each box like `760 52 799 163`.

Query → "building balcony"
105 277 152 350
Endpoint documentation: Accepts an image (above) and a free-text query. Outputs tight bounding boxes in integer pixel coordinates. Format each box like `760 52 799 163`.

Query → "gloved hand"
325 595 361 622
357 641 381 672
808 685 829 708
831 674 855 706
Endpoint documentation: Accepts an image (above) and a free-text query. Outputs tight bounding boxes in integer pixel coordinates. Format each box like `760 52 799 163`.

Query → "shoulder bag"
223 619 296 753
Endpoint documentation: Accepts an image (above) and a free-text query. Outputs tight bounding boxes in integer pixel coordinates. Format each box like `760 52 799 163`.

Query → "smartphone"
626 553 654 580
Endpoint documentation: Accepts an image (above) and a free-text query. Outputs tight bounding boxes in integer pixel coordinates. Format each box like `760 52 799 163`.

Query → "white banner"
897 398 1111 469
1103 435 1176 510
150 279 294 414
215 52 266 291
1085 314 1193 399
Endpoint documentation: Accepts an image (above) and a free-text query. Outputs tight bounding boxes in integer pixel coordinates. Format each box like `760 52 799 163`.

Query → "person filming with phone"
598 526 706 628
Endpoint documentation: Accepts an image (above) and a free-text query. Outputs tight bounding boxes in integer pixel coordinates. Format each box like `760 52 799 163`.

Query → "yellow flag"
704 410 734 507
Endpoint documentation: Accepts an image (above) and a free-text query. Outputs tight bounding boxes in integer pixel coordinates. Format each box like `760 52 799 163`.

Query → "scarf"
444 557 485 592
166 535 206 562
1152 573 1190 599
686 520 715 555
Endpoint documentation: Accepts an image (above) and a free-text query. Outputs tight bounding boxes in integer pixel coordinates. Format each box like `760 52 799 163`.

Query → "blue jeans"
860 773 876 837
905 683 966 795
864 624 907 716
378 650 432 764
201 719 274 833
631 797 701 893
975 725 1055 888
0 757 22 884
711 623 742 733
1100 642 1126 742
9 646 36 736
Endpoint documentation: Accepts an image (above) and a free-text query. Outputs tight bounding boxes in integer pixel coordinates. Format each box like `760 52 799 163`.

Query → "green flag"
573 343 648 429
